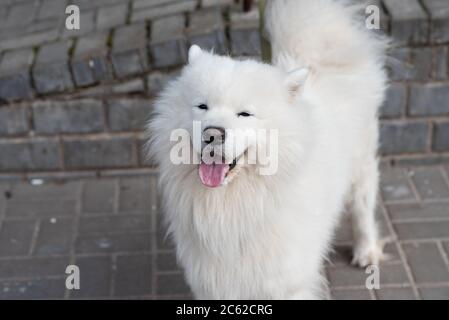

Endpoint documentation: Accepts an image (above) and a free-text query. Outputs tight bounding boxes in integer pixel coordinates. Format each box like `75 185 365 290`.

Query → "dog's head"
147 45 310 189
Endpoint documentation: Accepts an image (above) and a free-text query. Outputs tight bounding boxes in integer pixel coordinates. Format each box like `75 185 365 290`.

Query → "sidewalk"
0 165 448 299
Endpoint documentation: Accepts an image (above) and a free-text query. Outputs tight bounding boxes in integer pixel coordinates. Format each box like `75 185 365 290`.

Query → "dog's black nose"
203 127 226 145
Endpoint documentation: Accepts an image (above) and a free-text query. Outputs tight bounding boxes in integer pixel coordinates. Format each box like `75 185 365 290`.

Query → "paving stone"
402 243 449 284
0 105 29 136
38 0 67 19
433 122 449 151
112 79 145 94
34 218 74 256
383 0 429 45
131 0 197 21
0 278 66 299
8 181 80 201
395 221 449 240
433 46 448 80
422 0 449 44
5 199 77 218
410 167 449 200
62 10 96 39
409 83 449 117
419 286 449 300
71 33 112 87
376 287 416 300
379 122 429 155
0 29 59 52
0 139 61 171
0 256 69 279
409 48 432 81
75 232 152 253
114 254 152 296
32 99 104 134
70 256 112 298
380 83 406 119
157 272 190 296
327 263 409 287
118 177 153 213
201 0 233 8
108 99 151 132
147 70 180 96
187 9 226 54
97 3 128 30
33 41 74 94
157 251 181 272
111 24 148 78
63 136 136 169
387 202 449 221
331 288 372 300
82 179 116 214
0 48 34 101
380 167 416 202
150 15 187 68
229 10 261 56
78 215 151 235
4 2 38 28
0 220 36 256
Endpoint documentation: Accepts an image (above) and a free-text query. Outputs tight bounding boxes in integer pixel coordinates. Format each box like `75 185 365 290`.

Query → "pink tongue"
199 162 230 188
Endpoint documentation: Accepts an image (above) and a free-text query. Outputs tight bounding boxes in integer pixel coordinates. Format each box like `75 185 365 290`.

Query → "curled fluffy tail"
264 0 387 73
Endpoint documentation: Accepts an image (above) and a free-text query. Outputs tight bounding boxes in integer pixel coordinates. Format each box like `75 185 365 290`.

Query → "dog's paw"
351 241 386 268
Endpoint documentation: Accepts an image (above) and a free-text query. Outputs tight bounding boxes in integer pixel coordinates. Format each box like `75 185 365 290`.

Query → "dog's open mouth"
198 158 238 188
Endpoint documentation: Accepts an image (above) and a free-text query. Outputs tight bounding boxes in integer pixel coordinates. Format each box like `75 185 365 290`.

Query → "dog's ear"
188 45 203 64
284 67 309 98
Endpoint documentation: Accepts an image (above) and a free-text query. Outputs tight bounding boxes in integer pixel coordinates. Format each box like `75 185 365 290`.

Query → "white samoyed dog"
146 0 388 299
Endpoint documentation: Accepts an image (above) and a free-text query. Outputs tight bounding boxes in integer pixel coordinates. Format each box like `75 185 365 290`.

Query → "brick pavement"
0 164 448 299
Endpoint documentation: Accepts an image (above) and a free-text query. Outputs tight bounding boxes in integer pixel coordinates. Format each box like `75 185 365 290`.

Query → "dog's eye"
197 104 208 111
237 112 252 117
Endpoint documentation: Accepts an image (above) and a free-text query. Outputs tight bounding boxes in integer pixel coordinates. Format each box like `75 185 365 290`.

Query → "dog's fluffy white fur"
146 0 388 299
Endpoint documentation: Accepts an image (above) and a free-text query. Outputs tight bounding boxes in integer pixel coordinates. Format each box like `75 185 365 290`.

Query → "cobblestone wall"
0 0 449 173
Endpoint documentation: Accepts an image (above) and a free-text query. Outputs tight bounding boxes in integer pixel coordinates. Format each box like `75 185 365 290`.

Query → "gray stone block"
409 83 449 116
32 99 104 134
387 47 411 81
97 3 128 30
114 254 152 297
433 122 449 151
82 178 116 214
410 167 449 200
201 0 233 8
72 33 112 87
402 243 449 284
61 10 95 39
230 10 261 56
71 256 111 298
38 0 67 19
434 46 448 80
131 0 197 22
111 24 148 78
33 41 74 94
380 167 416 202
188 9 226 54
63 136 136 169
34 217 74 256
0 48 34 102
410 48 432 81
384 0 429 45
75 232 151 253
387 202 449 221
147 70 180 96
0 29 59 52
157 273 191 296
422 0 449 44
0 139 61 171
0 104 29 136
379 122 429 155
420 287 449 300
108 99 151 131
380 83 406 118
0 220 35 256
0 279 66 299
0 256 69 278
395 221 449 240
150 15 187 68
